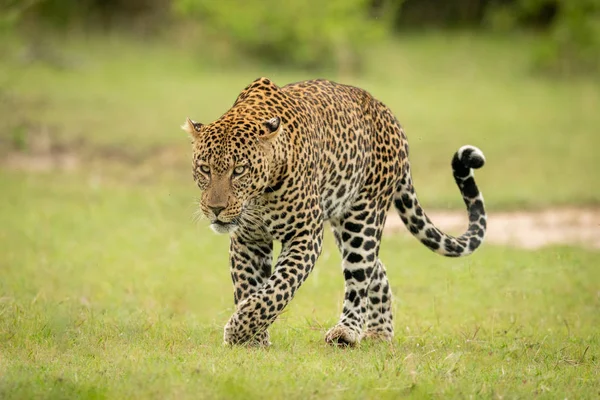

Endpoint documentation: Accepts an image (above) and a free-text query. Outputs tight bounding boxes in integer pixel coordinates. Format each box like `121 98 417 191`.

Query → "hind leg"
326 198 387 346
329 228 394 342
363 260 394 341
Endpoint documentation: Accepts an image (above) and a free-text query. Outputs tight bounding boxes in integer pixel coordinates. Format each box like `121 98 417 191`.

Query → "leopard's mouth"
210 219 238 234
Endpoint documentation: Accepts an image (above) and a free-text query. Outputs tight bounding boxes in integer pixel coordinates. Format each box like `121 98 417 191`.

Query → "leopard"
182 77 487 347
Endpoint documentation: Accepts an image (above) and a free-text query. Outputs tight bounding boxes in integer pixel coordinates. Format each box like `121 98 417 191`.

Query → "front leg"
224 226 323 346
228 235 273 346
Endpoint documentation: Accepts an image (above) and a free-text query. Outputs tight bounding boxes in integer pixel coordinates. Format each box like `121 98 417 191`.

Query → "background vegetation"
0 1 598 398
4 0 600 73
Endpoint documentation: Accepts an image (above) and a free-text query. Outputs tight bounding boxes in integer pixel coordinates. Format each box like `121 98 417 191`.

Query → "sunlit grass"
1 172 599 399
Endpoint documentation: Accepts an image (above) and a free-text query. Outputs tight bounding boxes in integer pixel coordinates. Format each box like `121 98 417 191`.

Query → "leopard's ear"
259 117 281 142
181 117 203 139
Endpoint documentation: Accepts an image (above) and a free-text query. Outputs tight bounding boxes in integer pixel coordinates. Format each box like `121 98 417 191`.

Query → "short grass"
1 31 599 398
1 172 599 399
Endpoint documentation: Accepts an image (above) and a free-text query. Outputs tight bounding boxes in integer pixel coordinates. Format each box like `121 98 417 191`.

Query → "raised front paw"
325 324 362 347
223 316 271 347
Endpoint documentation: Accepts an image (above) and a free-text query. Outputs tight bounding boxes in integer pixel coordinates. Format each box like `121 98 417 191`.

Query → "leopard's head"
182 111 282 234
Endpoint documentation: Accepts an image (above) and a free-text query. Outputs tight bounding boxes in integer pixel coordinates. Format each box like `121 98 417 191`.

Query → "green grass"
1 32 599 398
1 171 599 399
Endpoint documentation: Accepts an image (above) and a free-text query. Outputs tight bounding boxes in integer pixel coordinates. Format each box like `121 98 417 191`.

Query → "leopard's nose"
209 206 226 217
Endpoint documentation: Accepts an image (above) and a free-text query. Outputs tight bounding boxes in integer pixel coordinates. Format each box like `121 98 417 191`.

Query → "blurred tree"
5 0 598 75
174 0 398 71
488 0 600 75
0 0 40 32
532 0 600 75
393 0 491 27
12 0 170 32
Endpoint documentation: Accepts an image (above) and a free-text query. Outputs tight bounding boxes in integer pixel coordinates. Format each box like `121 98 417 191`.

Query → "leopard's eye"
233 165 246 176
199 164 211 175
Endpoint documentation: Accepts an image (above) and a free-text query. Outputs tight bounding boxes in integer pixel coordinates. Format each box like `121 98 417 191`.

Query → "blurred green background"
1 1 599 399
1 0 599 206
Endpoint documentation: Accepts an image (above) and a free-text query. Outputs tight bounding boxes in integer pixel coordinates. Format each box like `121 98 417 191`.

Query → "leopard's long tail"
394 145 487 257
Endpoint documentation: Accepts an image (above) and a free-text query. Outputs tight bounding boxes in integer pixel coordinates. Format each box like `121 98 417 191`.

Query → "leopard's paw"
325 325 361 347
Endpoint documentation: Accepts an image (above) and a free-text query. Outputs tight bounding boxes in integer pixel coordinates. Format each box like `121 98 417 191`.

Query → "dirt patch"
385 208 600 250
0 123 186 173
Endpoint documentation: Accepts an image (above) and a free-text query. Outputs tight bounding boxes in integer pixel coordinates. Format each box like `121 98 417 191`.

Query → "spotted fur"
183 77 487 347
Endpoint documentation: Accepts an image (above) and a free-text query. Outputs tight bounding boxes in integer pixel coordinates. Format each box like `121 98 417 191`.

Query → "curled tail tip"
457 145 485 169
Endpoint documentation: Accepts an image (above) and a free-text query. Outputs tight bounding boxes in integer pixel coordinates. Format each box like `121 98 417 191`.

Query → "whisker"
190 198 207 225
242 210 269 237
239 209 267 235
